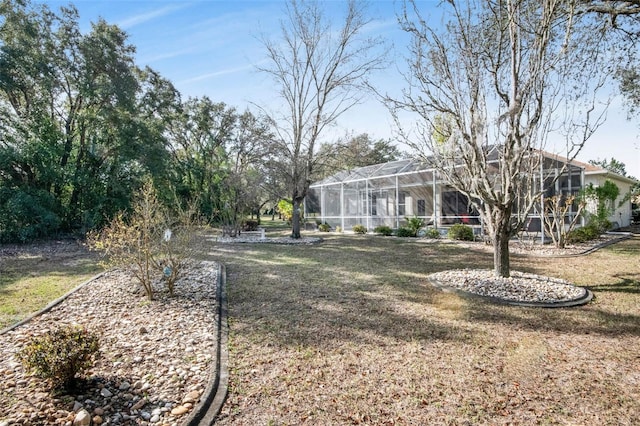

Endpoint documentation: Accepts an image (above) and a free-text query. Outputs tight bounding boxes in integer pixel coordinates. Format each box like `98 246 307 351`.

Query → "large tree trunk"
491 208 512 278
291 197 302 239
493 227 511 278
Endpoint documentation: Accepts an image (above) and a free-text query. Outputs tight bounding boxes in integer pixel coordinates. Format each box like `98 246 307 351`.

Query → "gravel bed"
213 235 323 244
429 269 587 303
0 261 218 426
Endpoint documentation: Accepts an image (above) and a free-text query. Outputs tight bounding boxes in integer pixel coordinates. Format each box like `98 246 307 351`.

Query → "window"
371 193 377 216
398 192 407 216
417 199 426 216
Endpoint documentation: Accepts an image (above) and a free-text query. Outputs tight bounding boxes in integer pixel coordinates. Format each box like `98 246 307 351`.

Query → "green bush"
405 216 425 237
565 228 589 244
448 224 474 241
395 227 414 237
335 226 343 233
589 217 612 233
318 223 331 232
373 225 393 236
566 223 601 244
0 188 61 243
352 224 367 234
425 228 440 239
18 325 100 390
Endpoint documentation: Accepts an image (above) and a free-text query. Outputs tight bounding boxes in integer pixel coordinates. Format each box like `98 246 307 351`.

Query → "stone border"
185 264 229 425
0 272 106 336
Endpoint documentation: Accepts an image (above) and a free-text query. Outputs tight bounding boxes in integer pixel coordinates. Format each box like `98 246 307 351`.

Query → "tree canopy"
315 133 403 180
0 0 279 241
588 157 629 177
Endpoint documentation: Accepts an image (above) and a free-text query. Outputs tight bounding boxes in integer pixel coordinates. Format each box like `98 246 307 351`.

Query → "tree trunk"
493 230 511 277
291 198 302 239
492 216 512 278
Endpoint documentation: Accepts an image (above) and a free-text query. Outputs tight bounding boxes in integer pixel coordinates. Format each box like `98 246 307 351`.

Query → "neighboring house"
305 151 636 237
576 159 637 228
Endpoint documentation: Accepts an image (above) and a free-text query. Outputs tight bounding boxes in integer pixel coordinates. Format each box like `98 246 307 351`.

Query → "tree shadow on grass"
212 233 640 348
587 274 640 295
214 235 497 350
460 291 640 337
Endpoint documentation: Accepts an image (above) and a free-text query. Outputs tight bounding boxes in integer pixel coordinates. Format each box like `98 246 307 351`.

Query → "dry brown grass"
210 233 640 425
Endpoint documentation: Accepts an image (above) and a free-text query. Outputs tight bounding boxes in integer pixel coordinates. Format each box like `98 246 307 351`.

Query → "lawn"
1 231 637 424
0 241 102 330
210 232 640 425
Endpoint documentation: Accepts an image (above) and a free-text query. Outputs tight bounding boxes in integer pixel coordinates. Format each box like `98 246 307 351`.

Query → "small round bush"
565 228 589 244
448 223 474 241
318 223 331 232
395 227 414 238
18 325 100 390
352 224 367 234
425 228 440 239
374 225 393 236
405 216 425 236
335 226 343 233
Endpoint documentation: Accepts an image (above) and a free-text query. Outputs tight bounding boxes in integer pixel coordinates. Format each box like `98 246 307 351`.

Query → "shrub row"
355 223 476 240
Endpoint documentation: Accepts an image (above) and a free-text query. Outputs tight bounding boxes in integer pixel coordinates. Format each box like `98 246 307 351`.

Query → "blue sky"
36 0 640 178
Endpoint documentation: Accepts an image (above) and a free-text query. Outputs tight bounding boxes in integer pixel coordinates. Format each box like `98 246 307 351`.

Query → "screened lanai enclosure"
305 154 586 238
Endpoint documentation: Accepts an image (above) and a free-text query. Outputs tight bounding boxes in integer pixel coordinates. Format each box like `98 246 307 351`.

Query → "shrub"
87 181 164 300
565 228 589 244
589 217 612 233
395 227 414 237
405 216 425 237
318 223 331 232
352 224 367 234
0 188 61 243
242 220 259 231
277 199 294 223
566 223 601 244
425 228 440 239
18 325 100 390
374 225 393 236
88 182 202 299
335 226 343 233
159 203 203 296
448 223 474 241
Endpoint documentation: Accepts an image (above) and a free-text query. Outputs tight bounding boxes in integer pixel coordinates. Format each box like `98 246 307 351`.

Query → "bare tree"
387 0 616 277
257 0 386 238
579 0 640 19
543 194 586 249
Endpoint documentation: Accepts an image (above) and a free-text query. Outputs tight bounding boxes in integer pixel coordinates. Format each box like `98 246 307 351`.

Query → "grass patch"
0 242 101 329
210 233 640 425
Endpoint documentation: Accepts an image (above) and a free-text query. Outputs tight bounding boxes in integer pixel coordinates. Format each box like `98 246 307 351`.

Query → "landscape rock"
0 261 218 426
170 405 190 416
73 409 91 426
182 390 201 404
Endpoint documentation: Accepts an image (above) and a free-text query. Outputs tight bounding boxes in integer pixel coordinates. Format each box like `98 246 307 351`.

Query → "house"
577 158 637 227
305 151 636 238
